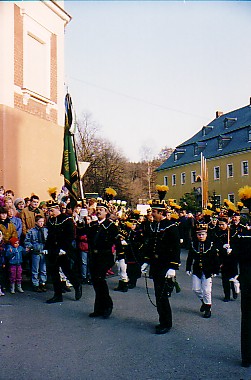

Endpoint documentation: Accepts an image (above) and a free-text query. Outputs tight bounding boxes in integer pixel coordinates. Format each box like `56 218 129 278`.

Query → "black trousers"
90 254 114 314
47 254 80 296
221 272 236 299
153 275 172 328
240 266 251 363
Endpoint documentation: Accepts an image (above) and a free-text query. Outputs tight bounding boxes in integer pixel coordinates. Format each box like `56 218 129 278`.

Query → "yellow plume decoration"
155 185 169 192
238 185 251 200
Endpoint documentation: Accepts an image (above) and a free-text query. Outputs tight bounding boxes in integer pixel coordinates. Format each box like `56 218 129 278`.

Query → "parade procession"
1 96 251 370
2 2 251 379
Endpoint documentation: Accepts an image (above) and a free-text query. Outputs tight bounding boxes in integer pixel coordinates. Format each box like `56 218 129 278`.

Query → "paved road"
0 250 250 380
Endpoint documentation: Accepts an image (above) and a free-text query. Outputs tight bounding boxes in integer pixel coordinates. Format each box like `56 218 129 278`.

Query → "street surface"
0 250 250 380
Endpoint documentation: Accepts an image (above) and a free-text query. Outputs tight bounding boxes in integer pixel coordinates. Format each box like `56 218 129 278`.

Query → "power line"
69 76 208 120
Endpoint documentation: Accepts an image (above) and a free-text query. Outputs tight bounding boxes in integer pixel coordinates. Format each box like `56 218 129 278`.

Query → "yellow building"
0 1 71 200
156 102 251 207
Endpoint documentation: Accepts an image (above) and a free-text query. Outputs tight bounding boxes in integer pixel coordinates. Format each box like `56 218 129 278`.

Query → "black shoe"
242 360 251 368
103 307 113 319
33 286 42 293
203 310 211 318
39 284 47 292
223 297 230 302
200 301 206 312
89 311 103 318
75 285 82 301
46 295 63 304
128 283 136 289
155 324 171 335
233 292 238 300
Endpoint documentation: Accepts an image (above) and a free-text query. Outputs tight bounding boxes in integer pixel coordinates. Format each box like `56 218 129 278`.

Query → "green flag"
61 93 79 201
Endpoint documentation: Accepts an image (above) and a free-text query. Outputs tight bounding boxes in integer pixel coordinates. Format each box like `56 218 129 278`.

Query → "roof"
157 103 251 171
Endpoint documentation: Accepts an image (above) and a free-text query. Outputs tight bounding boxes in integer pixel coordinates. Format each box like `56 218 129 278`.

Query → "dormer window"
202 125 213 136
194 141 207 156
173 148 186 162
224 117 237 129
218 135 232 150
248 127 251 142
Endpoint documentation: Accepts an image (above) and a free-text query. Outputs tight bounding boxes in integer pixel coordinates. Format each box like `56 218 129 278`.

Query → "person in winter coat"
5 237 27 294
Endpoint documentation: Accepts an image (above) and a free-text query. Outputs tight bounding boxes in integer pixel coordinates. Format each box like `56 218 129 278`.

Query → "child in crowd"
7 207 22 239
5 237 27 294
24 215 48 292
0 186 5 207
0 231 6 295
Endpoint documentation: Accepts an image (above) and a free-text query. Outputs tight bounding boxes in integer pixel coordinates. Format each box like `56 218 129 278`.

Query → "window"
164 176 168 186
23 16 51 99
191 171 196 183
248 128 251 142
181 172 186 185
172 174 176 186
218 135 232 150
224 117 237 129
214 166 220 180
228 194 235 203
174 148 186 161
227 164 233 178
218 139 223 150
194 142 206 156
242 161 249 176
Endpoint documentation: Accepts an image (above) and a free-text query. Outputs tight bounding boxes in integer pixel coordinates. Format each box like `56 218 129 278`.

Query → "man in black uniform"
87 200 124 318
234 218 251 367
141 200 181 334
45 201 82 304
186 224 219 318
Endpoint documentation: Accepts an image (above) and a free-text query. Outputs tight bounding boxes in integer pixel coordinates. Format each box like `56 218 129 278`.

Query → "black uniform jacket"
143 218 181 276
45 214 75 256
87 218 123 269
186 239 219 279
214 228 238 277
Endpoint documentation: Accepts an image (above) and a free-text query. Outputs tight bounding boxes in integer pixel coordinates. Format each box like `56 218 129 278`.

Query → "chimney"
216 111 223 118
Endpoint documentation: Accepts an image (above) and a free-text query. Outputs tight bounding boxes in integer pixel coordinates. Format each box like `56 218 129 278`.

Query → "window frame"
241 161 249 176
181 172 186 185
214 166 220 180
172 174 176 186
227 163 233 178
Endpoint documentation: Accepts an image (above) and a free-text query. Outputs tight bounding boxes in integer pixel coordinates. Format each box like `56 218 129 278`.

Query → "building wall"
156 151 251 205
0 105 64 200
0 1 71 200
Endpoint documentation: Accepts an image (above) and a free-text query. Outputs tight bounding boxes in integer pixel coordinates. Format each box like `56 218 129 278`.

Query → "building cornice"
157 149 251 172
43 1 72 26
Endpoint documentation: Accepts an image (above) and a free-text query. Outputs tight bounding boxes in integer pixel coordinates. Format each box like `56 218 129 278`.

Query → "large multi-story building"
0 1 71 199
156 99 251 206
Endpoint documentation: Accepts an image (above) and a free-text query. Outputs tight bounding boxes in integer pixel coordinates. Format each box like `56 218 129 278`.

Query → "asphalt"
0 249 250 380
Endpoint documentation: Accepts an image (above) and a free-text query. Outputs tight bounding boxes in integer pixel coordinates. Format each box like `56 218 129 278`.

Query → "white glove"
223 244 230 249
42 250 48 255
121 240 128 246
180 239 184 244
165 269 176 278
59 249 66 256
227 248 232 254
186 271 192 276
141 263 149 274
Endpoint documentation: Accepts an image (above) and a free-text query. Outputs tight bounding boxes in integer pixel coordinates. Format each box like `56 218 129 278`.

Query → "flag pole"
201 152 203 210
71 125 84 202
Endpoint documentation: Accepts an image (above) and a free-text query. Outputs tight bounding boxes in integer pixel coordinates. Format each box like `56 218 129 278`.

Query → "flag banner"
201 152 208 209
61 93 79 201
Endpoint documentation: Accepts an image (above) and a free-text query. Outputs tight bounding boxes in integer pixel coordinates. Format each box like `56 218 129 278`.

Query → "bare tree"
75 113 127 198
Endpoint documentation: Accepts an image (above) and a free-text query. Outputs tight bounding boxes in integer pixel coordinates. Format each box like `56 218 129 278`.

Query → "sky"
64 1 251 162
